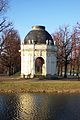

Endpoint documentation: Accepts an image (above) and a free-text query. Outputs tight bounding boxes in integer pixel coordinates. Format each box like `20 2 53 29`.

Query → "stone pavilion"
20 25 57 78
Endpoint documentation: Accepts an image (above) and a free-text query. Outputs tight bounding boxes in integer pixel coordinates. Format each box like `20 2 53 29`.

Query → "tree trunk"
8 66 12 76
57 62 60 76
70 63 72 75
73 68 74 76
60 65 63 76
77 63 79 77
64 60 67 78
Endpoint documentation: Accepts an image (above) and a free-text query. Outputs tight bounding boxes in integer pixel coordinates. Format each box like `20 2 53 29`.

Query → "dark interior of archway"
35 57 44 75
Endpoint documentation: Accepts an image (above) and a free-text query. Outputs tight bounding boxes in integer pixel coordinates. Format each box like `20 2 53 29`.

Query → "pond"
0 93 80 120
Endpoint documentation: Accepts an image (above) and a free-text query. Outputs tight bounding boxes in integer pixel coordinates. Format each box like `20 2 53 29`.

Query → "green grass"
0 78 80 93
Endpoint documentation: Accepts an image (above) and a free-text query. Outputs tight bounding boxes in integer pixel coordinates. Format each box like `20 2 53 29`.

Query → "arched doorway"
35 57 44 75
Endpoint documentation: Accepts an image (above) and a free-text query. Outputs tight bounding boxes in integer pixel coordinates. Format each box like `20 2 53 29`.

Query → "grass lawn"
0 76 80 93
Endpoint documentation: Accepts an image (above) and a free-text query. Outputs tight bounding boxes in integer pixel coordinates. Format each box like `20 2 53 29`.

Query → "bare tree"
71 24 80 78
0 28 21 75
0 0 12 31
0 0 12 55
52 32 64 76
52 26 72 78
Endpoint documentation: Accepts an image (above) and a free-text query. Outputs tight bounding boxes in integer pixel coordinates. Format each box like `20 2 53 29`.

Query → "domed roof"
24 26 54 45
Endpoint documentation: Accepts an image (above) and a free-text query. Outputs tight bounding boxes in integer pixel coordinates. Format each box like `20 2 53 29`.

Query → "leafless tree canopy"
0 28 21 75
0 0 12 55
0 0 8 13
0 0 12 33
52 25 80 78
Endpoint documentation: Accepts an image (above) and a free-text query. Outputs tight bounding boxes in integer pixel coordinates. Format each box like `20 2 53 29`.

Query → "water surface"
0 93 80 120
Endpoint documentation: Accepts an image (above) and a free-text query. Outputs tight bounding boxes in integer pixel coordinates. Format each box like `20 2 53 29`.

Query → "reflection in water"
18 94 35 119
0 93 80 120
0 94 19 120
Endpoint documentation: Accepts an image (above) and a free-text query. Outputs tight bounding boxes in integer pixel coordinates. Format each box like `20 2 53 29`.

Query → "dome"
24 26 54 45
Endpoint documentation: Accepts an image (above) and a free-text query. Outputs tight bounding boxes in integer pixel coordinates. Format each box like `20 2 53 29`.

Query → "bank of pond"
0 79 80 93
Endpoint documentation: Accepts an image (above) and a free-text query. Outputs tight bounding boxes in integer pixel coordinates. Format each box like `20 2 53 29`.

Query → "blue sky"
6 0 80 41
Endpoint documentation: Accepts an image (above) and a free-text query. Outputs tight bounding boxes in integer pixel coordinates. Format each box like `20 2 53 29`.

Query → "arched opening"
35 57 44 75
